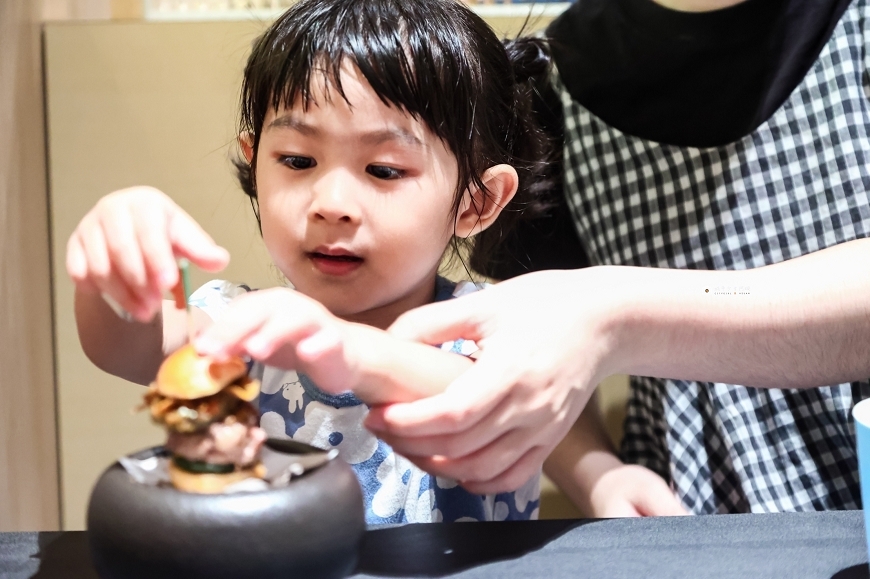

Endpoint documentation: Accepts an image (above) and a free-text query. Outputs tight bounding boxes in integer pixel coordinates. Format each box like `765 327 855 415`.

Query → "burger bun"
156 344 247 400
168 461 267 494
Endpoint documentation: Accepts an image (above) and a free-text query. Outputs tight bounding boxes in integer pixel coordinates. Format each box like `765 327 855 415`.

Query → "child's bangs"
241 0 472 142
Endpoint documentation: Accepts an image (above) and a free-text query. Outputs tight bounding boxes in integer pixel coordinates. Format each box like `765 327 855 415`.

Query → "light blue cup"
853 398 870 557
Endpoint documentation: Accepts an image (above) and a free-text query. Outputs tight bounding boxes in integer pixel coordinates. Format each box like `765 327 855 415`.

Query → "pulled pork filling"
144 380 266 469
166 408 266 468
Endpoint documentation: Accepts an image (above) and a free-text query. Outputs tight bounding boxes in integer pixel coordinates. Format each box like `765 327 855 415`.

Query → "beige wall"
0 0 61 531
45 19 280 530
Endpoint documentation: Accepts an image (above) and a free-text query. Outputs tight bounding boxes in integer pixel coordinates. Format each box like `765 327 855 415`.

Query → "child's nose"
309 172 361 224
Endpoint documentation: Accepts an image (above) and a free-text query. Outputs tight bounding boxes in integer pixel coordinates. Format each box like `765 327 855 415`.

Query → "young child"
68 0 553 523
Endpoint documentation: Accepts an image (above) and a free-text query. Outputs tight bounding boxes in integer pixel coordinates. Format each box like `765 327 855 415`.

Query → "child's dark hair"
236 0 555 276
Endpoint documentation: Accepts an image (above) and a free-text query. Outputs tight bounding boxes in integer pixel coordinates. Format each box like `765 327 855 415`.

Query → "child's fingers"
296 327 343 361
99 272 153 321
66 232 98 292
295 329 353 394
194 305 269 357
78 224 153 319
629 470 688 517
167 211 230 273
100 209 151 302
66 231 88 285
244 315 330 361
244 320 313 361
77 216 113 289
136 204 181 290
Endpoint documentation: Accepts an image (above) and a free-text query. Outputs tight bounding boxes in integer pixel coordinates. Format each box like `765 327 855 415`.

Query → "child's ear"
454 164 519 238
238 132 254 163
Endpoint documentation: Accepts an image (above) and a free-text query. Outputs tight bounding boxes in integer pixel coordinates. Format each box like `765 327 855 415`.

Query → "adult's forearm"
602 238 870 388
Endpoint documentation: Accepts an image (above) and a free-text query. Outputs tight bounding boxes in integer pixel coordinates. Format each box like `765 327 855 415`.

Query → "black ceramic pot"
87 439 365 579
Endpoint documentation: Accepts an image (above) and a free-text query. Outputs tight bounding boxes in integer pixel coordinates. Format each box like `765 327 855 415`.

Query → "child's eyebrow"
359 128 424 148
266 114 423 148
267 114 317 135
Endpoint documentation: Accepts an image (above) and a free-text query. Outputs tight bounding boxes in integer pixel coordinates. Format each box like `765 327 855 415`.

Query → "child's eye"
279 155 316 170
366 165 405 180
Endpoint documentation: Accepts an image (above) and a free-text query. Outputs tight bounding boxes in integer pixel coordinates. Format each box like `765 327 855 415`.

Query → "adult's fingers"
388 293 487 345
365 356 516 438
389 426 537 484
460 444 551 495
376 391 539 459
167 209 229 273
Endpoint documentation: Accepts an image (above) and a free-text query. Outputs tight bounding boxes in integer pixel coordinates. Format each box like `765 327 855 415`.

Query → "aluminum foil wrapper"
118 444 338 493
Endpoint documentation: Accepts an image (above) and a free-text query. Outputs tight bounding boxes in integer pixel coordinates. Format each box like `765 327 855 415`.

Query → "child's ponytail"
466 36 562 278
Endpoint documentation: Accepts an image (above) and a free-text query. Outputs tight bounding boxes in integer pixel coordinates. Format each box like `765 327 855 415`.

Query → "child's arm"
75 292 212 385
68 187 228 384
193 287 473 405
543 389 687 517
328 321 474 404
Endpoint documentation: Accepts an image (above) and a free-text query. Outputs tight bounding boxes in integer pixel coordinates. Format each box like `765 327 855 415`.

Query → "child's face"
252 64 461 328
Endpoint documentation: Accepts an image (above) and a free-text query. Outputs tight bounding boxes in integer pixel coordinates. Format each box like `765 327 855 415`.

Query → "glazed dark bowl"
87 438 365 579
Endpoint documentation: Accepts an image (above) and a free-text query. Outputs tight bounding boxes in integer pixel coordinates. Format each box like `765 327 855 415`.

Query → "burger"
142 344 267 494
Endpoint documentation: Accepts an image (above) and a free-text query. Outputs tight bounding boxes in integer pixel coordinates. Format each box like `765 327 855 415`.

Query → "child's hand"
589 464 688 518
193 288 360 394
66 187 229 322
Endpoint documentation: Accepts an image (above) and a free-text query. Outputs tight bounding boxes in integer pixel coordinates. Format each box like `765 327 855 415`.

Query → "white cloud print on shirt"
262 400 378 465
371 452 434 522
259 370 305 416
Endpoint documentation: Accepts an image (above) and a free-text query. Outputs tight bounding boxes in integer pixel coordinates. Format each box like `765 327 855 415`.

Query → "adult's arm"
369 238 870 492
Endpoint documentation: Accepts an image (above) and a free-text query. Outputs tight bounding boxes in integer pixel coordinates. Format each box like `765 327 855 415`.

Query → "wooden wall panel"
0 0 61 531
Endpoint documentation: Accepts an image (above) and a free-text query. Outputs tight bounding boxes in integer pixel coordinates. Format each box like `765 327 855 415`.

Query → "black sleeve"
482 80 590 281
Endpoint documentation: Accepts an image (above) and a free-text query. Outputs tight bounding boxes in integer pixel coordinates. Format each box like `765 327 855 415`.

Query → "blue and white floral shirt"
189 278 541 524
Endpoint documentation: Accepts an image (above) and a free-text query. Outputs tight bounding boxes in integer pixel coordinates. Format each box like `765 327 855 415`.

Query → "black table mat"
2 511 868 578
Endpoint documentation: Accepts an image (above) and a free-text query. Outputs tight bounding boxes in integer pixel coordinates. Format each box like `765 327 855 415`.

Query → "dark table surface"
2 511 868 579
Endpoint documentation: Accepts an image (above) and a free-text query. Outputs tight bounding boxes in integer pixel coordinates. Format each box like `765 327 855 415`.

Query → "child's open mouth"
308 251 364 276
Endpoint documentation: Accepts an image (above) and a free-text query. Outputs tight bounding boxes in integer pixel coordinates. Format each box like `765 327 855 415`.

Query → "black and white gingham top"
559 1 870 513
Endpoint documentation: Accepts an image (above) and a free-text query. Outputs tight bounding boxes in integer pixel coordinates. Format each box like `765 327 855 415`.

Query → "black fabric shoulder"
547 0 853 147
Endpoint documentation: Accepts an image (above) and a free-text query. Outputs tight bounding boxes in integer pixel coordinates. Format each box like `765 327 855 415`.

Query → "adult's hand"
366 268 628 494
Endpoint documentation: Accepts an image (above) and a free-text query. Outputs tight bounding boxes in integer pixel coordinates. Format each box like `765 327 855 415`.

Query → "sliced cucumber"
172 455 234 475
